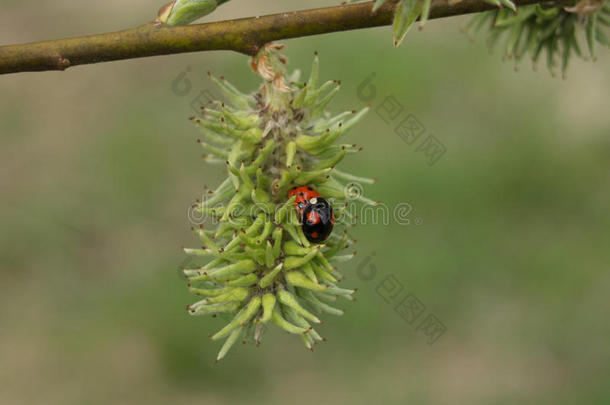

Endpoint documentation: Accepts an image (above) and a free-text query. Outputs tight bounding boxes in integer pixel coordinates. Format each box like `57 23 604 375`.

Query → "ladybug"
288 186 334 243
288 186 320 217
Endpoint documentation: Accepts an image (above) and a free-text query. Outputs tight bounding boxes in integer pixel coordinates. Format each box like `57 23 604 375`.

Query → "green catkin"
464 2 610 76
182 44 372 360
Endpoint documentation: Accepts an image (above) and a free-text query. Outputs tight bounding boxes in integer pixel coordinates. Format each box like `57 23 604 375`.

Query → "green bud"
226 273 258 287
264 241 275 268
271 227 283 260
188 301 240 315
283 240 317 256
301 262 318 282
298 290 344 316
188 285 231 297
260 293 276 323
285 271 328 292
284 247 321 270
164 0 218 26
216 327 244 362
277 289 321 324
259 262 284 288
311 261 338 283
210 287 249 302
286 141 297 168
211 296 261 341
270 308 309 334
189 259 256 282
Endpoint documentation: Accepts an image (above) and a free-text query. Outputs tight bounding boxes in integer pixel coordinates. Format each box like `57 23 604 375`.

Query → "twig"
0 0 546 75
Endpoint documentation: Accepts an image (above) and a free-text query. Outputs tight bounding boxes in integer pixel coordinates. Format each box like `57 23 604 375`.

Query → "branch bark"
0 0 546 75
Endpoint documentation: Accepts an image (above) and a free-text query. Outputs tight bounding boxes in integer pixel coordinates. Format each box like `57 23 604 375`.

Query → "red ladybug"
288 186 334 243
288 186 320 217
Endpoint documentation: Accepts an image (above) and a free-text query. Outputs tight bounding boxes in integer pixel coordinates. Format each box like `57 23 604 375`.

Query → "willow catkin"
183 44 375 361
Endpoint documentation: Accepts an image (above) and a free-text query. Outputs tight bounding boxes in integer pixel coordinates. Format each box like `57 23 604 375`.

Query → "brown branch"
0 0 546 75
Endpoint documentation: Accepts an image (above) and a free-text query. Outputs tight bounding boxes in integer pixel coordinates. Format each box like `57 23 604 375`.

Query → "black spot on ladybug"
301 197 334 243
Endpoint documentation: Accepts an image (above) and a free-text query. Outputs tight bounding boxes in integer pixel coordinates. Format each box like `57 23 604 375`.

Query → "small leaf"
498 0 517 13
372 0 390 12
587 14 597 61
166 0 218 26
393 0 423 47
419 0 432 29
157 2 174 24
595 23 610 47
483 0 502 8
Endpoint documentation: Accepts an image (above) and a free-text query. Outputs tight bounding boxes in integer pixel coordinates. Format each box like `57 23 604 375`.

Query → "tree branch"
0 0 546 75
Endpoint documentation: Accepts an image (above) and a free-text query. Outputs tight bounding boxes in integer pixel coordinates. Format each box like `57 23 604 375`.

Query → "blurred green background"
2 1 610 404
